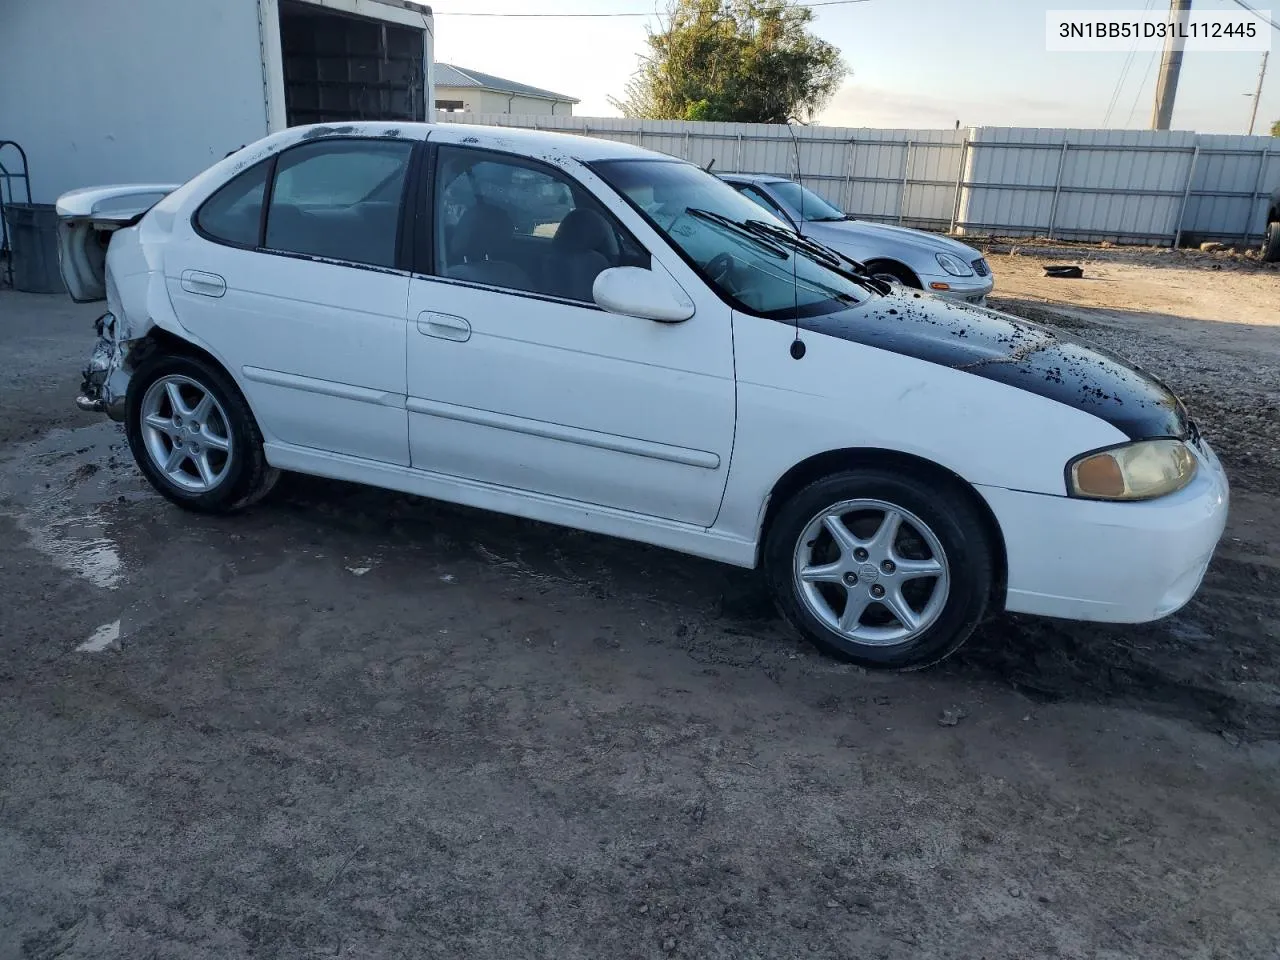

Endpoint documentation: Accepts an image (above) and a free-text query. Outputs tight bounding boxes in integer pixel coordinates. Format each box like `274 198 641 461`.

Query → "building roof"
435 63 579 104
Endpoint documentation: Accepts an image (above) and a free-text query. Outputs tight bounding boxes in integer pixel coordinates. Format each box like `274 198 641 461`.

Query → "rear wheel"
763 468 993 670
126 353 278 513
1263 220 1280 263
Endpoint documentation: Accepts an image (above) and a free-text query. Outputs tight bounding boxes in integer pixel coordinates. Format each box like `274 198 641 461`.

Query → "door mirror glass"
592 266 694 323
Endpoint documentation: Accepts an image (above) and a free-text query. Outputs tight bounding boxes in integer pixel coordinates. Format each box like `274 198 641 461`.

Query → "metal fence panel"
435 113 1280 246
1184 133 1278 240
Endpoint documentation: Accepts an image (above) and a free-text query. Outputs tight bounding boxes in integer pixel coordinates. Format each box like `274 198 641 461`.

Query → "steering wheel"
705 252 736 284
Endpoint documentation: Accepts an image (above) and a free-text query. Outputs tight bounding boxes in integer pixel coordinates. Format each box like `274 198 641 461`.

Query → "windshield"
592 160 872 320
769 181 846 222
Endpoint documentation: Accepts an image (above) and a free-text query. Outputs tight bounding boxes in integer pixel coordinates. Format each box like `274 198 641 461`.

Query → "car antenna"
785 117 805 360
704 158 716 173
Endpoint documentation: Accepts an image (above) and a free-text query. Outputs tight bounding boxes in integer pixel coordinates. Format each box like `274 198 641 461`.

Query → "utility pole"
1247 51 1269 135
1151 0 1193 130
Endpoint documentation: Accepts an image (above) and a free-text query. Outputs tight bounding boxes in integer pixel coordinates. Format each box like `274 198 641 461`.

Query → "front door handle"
417 311 471 342
180 270 226 298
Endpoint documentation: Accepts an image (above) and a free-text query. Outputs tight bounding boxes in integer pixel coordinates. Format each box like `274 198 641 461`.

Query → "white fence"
435 113 1280 246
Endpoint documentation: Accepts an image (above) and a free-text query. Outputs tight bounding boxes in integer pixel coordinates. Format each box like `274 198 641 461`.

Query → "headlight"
1068 439 1197 501
935 252 973 277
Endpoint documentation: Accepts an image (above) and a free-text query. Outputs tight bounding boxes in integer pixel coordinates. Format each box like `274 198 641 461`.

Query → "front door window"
433 145 648 302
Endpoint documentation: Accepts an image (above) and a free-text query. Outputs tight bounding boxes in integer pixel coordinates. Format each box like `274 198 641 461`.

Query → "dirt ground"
3 248 1280 960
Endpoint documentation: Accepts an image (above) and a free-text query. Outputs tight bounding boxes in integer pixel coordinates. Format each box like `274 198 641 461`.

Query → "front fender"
714 312 1126 544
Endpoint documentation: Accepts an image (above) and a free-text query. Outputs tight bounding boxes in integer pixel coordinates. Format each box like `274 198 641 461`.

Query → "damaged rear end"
56 185 179 419
77 312 136 420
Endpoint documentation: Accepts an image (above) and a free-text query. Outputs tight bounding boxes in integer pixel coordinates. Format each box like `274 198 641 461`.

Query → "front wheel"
763 468 994 670
864 261 921 289
126 353 278 513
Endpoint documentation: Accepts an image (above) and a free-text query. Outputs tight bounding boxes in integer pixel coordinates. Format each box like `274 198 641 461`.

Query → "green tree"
610 0 847 124
1271 119 1280 137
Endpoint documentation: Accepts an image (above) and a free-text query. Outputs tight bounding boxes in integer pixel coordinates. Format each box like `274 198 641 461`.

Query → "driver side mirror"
592 266 694 324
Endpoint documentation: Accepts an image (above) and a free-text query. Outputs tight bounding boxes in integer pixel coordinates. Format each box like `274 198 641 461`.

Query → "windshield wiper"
744 219 844 265
684 208 789 260
738 219 890 294
686 208 890 296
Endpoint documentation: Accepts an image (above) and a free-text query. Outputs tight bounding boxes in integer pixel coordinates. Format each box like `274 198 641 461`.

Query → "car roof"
279 121 671 164
431 122 667 162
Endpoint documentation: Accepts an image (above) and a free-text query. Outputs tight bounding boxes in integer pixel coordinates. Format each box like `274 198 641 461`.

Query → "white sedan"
58 122 1228 670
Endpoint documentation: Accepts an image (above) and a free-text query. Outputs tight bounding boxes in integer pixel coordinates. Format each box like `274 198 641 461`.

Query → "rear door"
403 141 737 527
161 136 419 465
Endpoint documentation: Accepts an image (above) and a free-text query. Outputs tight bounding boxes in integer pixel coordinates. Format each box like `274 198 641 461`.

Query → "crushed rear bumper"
76 312 129 422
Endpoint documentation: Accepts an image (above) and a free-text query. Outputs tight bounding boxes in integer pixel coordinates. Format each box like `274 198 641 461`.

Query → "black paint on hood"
796 293 1188 440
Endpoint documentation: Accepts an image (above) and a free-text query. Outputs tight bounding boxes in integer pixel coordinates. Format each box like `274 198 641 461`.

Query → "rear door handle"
180 270 226 298
417 311 471 342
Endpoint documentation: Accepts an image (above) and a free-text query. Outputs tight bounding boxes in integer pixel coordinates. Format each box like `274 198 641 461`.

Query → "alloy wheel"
792 498 950 646
139 374 234 493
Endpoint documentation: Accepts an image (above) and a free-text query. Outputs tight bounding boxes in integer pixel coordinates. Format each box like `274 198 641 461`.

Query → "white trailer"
0 0 435 203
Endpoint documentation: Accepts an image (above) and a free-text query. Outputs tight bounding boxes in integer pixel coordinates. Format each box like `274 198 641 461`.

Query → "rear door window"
264 139 412 268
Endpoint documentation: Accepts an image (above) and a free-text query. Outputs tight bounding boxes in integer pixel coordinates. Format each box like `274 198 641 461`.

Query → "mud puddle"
0 422 141 589
0 423 261 655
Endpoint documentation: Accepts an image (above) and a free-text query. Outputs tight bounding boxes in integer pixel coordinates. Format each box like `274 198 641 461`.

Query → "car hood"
798 291 1187 440
806 219 983 261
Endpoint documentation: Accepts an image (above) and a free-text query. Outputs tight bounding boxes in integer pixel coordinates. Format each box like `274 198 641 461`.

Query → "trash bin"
2 202 63 294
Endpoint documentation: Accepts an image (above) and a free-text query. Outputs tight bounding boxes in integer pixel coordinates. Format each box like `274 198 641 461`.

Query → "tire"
1263 221 1280 263
864 261 921 289
125 352 278 513
763 467 994 670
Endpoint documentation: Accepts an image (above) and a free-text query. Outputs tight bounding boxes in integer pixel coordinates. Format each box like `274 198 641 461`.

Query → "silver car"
720 173 994 305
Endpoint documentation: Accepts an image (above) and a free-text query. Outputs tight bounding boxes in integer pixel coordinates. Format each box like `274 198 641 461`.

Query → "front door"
164 136 417 465
404 142 736 527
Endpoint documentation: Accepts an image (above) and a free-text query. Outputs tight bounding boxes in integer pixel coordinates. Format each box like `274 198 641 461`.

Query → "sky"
428 0 1278 135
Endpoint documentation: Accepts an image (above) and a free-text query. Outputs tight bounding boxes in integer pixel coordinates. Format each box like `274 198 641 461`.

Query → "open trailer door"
275 0 433 128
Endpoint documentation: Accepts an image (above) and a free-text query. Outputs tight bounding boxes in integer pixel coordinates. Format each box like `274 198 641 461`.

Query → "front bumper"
977 439 1229 623
76 312 129 422
922 272 994 306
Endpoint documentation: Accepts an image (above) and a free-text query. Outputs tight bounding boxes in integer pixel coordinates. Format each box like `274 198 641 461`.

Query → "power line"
433 0 872 16
1102 47 1138 127
1103 0 1156 126
1126 48 1161 127
1228 0 1280 33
